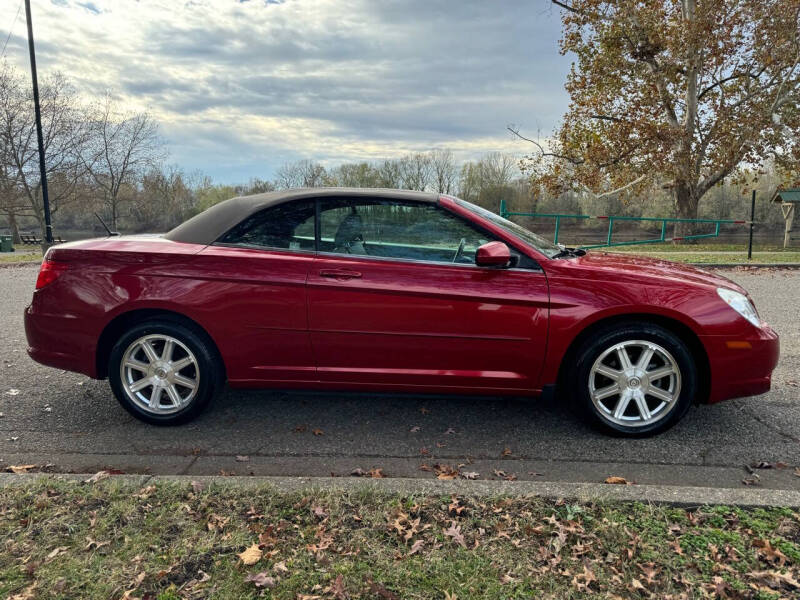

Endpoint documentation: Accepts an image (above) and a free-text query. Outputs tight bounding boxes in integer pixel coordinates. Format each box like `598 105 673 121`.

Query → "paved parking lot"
1 264 799 489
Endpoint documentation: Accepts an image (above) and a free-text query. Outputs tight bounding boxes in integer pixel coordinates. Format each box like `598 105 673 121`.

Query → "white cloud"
1 0 569 182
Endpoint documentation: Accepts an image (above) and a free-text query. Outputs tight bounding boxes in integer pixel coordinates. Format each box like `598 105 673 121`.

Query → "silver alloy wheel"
120 334 200 415
588 339 681 428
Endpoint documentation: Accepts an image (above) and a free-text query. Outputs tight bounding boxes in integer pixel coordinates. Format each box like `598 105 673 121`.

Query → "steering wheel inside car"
452 238 466 263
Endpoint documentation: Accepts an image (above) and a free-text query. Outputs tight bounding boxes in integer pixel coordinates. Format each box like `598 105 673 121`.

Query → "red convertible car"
25 188 779 436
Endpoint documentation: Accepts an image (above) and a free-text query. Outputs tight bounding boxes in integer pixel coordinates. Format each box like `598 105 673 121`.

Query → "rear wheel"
108 320 222 425
570 322 696 436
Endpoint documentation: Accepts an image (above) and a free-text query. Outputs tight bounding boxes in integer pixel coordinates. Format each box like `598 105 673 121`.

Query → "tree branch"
507 126 584 165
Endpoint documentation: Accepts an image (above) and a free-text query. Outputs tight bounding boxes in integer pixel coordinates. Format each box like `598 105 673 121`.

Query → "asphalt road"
1 264 799 490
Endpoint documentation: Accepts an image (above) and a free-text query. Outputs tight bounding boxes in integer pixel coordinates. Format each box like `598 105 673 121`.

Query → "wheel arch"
555 313 711 405
96 308 226 381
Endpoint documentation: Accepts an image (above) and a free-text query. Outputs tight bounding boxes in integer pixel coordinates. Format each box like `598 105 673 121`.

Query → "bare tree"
457 161 480 202
132 164 194 231
478 152 517 188
398 152 433 191
0 64 88 246
274 159 327 189
431 149 457 194
83 96 163 230
376 159 402 188
326 162 381 188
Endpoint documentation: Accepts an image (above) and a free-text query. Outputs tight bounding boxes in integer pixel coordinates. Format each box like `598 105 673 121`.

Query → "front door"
307 197 549 393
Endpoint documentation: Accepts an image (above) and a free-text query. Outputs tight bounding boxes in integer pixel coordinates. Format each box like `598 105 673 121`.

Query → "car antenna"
94 212 120 237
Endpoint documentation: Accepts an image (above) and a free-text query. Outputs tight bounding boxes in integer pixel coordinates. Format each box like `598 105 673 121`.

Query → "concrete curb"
2 473 800 508
0 260 40 268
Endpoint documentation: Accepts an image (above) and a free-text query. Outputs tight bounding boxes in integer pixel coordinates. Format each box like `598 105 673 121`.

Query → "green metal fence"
498 199 749 249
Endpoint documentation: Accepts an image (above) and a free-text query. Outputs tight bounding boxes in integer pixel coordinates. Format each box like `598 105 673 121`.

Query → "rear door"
307 196 549 393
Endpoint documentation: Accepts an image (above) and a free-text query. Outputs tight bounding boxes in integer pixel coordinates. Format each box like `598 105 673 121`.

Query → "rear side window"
218 200 315 250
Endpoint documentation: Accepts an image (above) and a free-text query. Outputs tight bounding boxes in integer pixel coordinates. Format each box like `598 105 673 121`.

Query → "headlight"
717 287 761 327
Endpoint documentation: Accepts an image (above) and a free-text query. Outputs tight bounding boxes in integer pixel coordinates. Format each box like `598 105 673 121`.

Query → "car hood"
560 251 747 293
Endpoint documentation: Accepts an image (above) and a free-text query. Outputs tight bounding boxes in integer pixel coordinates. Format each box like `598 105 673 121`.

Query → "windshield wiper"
551 246 587 259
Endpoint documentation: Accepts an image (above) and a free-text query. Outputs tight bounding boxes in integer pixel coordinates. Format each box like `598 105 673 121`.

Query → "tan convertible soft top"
164 187 439 246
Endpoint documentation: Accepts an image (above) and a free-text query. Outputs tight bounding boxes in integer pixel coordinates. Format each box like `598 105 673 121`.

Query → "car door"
307 196 549 393
190 199 317 384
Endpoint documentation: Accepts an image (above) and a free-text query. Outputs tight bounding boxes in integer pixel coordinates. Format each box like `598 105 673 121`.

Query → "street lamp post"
24 0 53 248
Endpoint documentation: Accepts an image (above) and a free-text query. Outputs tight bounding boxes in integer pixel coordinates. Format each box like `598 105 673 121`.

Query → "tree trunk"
672 182 699 243
8 210 21 245
32 211 48 253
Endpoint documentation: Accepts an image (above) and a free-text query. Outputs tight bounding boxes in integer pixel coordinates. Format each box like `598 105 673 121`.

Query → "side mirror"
475 241 511 268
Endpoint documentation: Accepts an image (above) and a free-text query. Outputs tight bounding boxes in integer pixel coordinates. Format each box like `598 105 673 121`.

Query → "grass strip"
1 479 799 599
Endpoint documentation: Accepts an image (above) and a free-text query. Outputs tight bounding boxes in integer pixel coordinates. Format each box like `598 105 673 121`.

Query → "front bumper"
702 323 780 403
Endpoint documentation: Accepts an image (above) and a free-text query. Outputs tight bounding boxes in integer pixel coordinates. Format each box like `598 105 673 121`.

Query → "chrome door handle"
319 269 362 280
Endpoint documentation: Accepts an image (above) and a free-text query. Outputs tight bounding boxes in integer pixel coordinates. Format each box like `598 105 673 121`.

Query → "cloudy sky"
1 0 570 183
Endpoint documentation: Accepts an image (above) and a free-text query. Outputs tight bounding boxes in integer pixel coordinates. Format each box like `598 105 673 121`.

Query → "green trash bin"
0 235 14 253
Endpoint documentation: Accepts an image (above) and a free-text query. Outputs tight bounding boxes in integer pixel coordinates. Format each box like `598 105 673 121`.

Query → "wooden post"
782 203 795 249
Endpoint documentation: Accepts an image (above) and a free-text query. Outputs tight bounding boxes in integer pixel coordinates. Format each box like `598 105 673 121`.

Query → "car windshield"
454 198 562 258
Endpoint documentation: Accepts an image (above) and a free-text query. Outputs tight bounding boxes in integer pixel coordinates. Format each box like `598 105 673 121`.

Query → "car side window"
218 200 316 251
318 198 495 265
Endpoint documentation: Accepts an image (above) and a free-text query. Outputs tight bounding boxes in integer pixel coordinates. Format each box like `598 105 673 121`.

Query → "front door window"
318 198 494 265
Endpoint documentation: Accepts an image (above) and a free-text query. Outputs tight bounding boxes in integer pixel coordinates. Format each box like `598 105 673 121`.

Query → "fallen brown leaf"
46 547 69 560
245 572 276 588
84 537 110 551
444 521 466 547
6 464 37 474
434 464 459 480
84 470 112 483
330 574 347 599
493 469 517 481
604 476 632 485
273 560 289 574
365 575 400 600
753 539 788 567
238 544 263 566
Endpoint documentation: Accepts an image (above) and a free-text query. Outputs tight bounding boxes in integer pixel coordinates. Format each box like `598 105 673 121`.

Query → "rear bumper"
24 305 98 378
702 323 780 403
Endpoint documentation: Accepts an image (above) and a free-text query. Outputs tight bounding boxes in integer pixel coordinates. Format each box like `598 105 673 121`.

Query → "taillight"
35 260 69 290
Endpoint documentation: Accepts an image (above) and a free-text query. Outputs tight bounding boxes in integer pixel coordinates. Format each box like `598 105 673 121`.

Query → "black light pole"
24 0 53 247
747 189 756 260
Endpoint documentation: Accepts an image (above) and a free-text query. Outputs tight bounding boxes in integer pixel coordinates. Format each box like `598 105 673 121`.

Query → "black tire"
568 321 697 437
108 319 222 425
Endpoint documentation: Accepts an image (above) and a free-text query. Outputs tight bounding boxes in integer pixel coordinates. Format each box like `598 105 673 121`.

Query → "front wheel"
108 319 222 425
570 322 697 437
